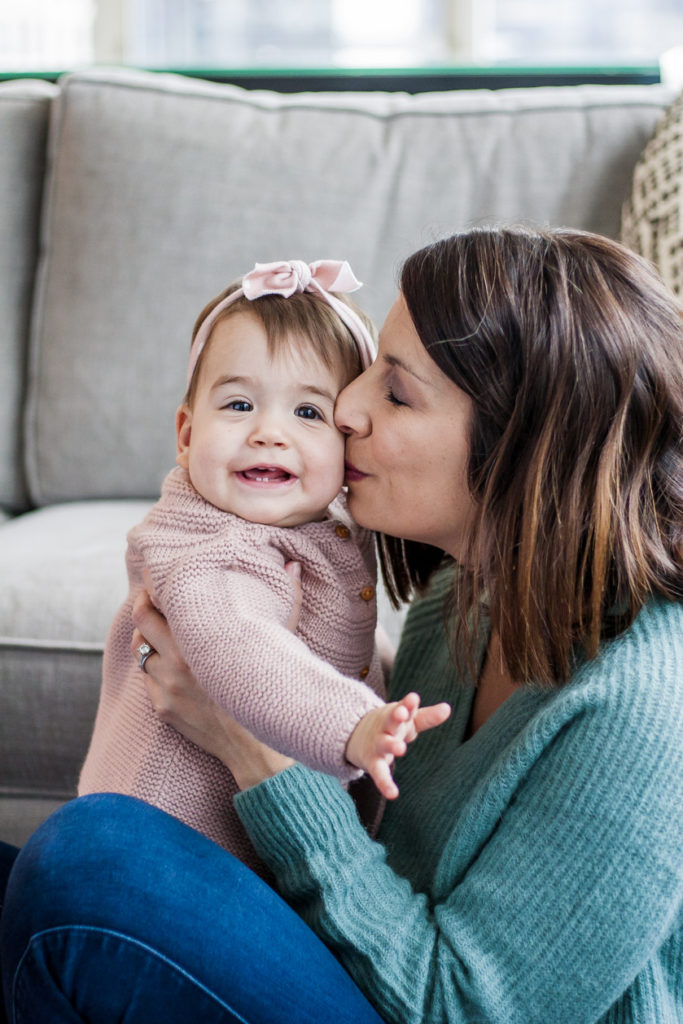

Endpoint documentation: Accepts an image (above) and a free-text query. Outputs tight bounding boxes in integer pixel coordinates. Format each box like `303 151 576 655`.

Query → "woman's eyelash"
384 385 406 407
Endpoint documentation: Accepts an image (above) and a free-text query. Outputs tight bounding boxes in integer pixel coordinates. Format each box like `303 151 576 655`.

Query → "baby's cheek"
332 436 348 477
312 441 346 495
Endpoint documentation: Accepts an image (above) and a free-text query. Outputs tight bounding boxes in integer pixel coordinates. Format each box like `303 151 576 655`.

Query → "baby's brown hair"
185 282 376 406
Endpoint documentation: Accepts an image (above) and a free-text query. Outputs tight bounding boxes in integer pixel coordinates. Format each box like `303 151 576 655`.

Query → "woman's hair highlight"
380 227 683 685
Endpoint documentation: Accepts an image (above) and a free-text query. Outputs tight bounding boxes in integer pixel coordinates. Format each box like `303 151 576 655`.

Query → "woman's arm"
234 687 683 1024
135 591 683 1024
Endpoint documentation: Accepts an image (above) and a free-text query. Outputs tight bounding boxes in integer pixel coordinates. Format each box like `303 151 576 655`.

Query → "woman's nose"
335 371 371 437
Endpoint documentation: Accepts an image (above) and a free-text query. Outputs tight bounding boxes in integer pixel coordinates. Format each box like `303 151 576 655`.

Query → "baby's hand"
346 693 451 800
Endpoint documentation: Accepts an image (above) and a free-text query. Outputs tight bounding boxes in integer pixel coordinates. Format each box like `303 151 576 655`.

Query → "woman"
1 227 682 1024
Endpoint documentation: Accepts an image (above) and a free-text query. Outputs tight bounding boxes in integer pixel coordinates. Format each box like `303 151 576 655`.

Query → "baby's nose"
249 416 289 447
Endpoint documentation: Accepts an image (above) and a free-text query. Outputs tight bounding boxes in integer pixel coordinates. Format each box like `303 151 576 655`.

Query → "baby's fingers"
398 692 420 718
369 757 400 801
383 692 420 736
375 732 408 759
414 702 451 734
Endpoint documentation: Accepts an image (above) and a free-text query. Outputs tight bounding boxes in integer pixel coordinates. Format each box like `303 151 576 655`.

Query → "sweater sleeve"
234 603 683 1024
153 543 383 781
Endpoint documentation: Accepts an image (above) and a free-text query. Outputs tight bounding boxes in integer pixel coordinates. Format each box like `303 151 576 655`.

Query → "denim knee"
1 794 384 1024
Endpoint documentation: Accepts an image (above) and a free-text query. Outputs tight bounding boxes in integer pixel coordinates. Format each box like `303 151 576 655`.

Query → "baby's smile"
236 466 298 486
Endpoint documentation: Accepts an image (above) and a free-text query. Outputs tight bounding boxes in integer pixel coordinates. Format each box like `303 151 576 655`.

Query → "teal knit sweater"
235 571 683 1024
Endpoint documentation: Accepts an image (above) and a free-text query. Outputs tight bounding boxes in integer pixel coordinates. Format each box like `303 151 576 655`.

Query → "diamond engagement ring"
137 642 155 673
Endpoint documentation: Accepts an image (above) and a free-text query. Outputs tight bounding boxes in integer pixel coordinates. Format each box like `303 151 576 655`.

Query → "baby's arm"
154 550 389 781
345 693 451 799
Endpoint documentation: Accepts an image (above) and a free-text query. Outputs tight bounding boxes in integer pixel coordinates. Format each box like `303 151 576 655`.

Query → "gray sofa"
0 67 674 846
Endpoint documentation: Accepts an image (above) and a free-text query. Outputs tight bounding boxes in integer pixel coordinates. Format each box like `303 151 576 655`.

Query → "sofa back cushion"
24 68 673 503
0 79 56 512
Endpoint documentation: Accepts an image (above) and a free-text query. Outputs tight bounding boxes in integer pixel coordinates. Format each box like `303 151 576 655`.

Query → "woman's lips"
344 460 368 483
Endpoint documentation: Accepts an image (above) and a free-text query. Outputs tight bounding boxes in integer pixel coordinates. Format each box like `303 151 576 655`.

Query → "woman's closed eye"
384 384 408 408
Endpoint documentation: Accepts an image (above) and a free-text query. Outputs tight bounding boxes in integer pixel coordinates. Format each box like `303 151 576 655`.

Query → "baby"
79 259 443 873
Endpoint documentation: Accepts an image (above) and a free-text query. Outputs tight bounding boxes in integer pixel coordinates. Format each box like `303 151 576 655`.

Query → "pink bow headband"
187 259 376 385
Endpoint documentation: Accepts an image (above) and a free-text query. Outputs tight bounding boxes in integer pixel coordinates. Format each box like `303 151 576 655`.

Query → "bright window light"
0 0 94 69
0 0 679 71
487 0 682 64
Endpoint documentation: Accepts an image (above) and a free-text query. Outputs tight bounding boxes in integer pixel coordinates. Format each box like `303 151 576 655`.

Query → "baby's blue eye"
226 400 252 412
295 405 322 420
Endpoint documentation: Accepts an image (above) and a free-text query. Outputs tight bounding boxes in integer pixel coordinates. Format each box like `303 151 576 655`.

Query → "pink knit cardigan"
79 467 385 872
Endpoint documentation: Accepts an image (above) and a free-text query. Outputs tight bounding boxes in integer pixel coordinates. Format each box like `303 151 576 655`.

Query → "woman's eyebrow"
382 353 433 387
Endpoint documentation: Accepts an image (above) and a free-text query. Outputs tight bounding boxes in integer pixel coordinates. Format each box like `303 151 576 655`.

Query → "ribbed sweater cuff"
234 764 368 876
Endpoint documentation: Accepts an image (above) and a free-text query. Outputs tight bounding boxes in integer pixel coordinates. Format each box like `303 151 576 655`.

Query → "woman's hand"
131 590 295 791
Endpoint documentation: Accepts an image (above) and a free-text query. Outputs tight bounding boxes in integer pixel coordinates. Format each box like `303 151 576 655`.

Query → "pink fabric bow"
187 259 375 386
242 259 362 300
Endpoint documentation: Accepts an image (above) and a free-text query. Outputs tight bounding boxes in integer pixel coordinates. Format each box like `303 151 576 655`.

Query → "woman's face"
335 293 477 560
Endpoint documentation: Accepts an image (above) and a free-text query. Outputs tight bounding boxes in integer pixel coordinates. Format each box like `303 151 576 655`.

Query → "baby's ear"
175 404 193 469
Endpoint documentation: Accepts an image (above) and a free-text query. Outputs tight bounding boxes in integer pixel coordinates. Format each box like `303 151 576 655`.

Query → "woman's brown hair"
380 227 683 685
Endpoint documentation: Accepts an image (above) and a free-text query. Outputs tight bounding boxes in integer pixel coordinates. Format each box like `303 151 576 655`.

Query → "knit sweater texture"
79 467 384 871
235 568 683 1023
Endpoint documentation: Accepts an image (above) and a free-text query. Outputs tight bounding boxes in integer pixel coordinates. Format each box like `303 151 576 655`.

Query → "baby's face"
176 311 347 527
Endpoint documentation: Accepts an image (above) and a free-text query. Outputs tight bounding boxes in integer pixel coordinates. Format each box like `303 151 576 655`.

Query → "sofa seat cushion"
0 500 151 817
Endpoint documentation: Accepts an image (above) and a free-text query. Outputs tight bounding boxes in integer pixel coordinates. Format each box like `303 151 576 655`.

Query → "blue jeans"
0 794 384 1023
0 842 18 1024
